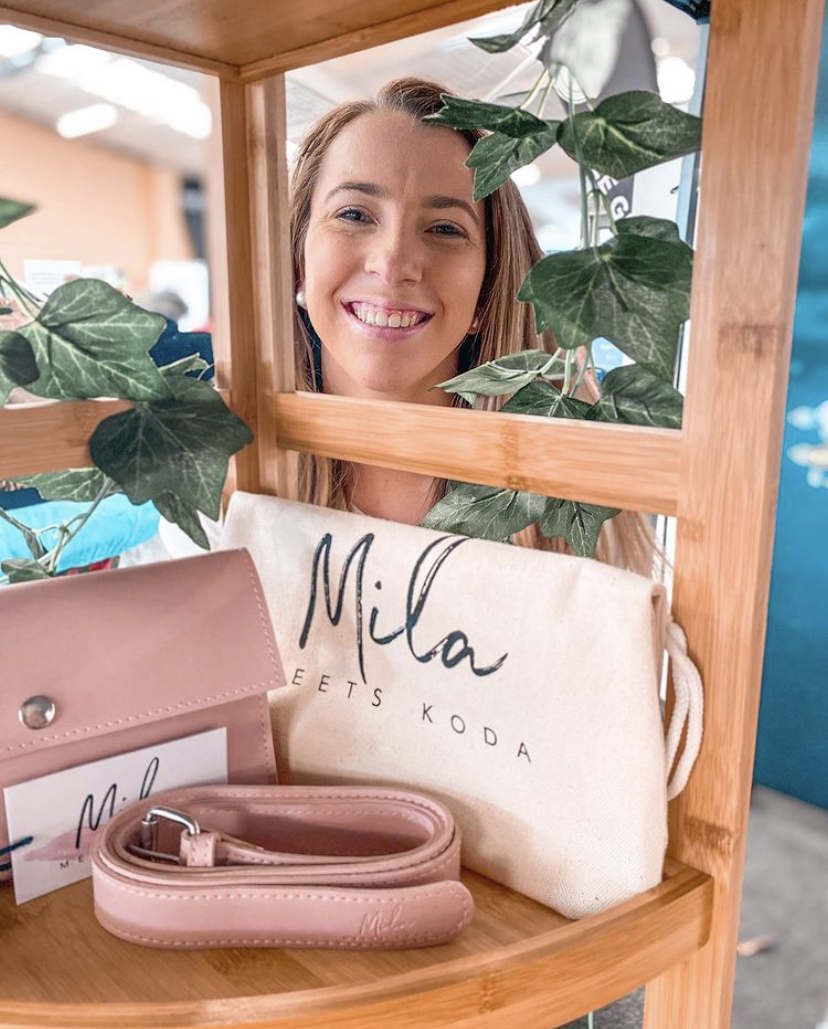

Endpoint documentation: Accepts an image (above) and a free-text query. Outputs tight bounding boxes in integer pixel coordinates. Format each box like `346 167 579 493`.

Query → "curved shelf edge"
0 860 712 1029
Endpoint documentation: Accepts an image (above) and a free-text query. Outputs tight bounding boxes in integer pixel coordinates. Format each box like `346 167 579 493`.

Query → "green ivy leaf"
558 91 702 178
421 482 546 540
539 497 620 558
426 95 552 137
153 491 210 550
158 353 210 378
15 468 113 503
469 0 579 52
1 558 51 582
467 123 560 200
501 379 592 418
15 279 170 401
0 199 35 230
89 377 252 520
0 331 39 404
433 349 564 403
518 224 692 381
590 363 683 428
615 215 684 243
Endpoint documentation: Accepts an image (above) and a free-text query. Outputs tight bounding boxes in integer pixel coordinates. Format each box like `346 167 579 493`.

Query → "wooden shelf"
0 0 521 79
0 860 711 1028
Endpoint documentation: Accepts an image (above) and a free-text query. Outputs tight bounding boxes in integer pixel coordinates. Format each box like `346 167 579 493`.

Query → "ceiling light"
0 24 42 58
511 162 542 187
37 43 111 78
56 103 118 138
657 56 696 104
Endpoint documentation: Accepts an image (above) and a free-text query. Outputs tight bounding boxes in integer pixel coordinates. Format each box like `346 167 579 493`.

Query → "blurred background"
0 2 825 1025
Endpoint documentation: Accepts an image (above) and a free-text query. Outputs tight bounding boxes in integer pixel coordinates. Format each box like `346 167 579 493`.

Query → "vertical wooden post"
643 1 824 1026
216 75 298 501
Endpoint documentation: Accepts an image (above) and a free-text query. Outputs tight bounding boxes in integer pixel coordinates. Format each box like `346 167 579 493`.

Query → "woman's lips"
342 302 433 341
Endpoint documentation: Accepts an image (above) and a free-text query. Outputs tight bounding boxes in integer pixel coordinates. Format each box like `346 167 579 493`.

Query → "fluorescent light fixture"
39 47 212 139
657 56 695 104
56 102 118 138
37 43 111 79
511 162 542 187
0 24 42 58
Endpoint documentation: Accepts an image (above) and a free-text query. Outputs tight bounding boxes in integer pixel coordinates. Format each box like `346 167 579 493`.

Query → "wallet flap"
0 549 285 758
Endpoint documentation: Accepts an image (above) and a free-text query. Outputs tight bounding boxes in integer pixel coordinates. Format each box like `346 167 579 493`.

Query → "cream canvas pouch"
220 491 702 918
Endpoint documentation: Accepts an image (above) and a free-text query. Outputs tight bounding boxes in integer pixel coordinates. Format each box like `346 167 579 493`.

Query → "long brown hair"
290 77 665 579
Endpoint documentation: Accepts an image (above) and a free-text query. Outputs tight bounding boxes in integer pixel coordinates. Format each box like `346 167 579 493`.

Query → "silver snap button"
18 696 56 730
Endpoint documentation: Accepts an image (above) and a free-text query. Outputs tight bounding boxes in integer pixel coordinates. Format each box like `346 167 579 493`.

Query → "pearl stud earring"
295 288 307 308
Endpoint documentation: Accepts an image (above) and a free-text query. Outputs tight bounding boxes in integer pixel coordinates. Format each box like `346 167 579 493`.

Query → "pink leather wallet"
0 549 282 881
91 784 475 949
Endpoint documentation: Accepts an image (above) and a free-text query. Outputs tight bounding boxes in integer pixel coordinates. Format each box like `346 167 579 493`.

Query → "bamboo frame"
0 0 822 1025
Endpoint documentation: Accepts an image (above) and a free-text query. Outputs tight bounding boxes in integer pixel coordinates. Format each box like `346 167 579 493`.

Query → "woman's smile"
342 301 434 341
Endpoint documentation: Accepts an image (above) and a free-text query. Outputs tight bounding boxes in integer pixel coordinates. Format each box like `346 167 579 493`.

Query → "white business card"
4 728 227 904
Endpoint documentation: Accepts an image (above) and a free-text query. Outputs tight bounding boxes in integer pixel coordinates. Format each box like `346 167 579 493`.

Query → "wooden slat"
0 400 129 477
642 0 825 1027
215 75 299 500
0 861 711 1027
217 80 261 496
1 392 680 514
275 391 681 514
245 75 300 499
0 4 239 78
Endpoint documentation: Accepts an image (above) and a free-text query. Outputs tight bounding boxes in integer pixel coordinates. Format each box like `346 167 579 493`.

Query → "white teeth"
352 303 425 328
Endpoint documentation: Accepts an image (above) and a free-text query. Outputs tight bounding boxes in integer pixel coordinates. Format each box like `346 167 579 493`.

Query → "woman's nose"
363 223 423 285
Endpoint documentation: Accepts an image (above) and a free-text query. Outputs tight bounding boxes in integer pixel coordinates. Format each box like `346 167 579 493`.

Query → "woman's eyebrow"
325 181 481 228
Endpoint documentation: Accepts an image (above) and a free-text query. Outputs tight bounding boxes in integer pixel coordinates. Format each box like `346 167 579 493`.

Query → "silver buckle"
127 806 201 864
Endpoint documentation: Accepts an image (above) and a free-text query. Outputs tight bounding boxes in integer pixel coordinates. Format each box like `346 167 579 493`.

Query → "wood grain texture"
0 400 130 477
0 862 711 1028
0 3 239 78
245 75 300 499
642 0 825 1026
218 80 261 496
274 391 681 514
0 0 519 79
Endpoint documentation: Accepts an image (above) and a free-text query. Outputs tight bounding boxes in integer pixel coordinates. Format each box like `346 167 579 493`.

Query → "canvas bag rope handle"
663 619 704 801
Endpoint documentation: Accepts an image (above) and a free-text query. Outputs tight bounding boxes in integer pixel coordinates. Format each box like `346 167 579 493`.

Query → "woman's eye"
334 209 465 238
335 207 370 224
432 223 465 238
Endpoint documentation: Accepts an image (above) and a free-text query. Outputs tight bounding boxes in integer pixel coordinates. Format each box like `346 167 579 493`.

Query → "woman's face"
303 109 487 402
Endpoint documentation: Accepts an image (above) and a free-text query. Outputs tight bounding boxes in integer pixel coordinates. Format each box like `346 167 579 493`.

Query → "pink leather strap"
91 784 474 949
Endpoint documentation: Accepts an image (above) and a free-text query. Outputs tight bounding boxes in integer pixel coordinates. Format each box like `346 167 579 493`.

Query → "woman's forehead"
312 109 481 210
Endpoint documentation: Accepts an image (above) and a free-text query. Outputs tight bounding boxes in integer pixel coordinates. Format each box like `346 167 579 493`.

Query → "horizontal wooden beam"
0 400 130 478
275 392 682 515
1 393 682 515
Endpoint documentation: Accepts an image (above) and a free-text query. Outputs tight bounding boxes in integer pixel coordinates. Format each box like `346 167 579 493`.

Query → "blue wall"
754 6 828 809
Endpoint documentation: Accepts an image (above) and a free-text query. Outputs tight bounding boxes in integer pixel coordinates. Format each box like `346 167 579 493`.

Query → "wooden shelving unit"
0 0 822 1026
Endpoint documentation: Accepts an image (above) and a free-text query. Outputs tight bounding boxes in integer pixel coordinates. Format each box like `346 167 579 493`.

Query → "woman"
291 77 663 579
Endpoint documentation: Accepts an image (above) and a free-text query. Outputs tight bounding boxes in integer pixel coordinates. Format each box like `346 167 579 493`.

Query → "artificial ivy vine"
0 199 251 583
419 0 701 557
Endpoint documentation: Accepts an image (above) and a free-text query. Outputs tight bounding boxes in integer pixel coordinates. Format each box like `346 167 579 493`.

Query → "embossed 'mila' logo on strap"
358 903 416 941
299 532 508 685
